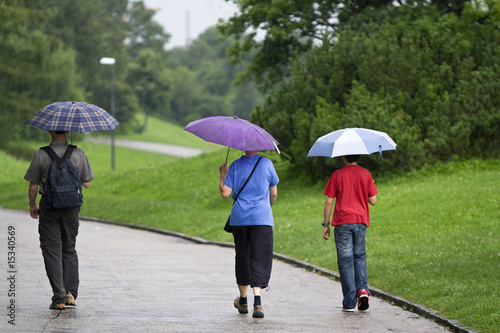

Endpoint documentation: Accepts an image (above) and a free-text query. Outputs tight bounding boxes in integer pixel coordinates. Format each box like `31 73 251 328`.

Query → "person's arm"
28 183 39 219
219 162 232 199
269 185 277 207
323 196 334 240
368 195 376 206
79 151 94 189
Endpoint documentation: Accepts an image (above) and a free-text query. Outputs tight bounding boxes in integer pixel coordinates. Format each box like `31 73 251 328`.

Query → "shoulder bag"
224 156 262 233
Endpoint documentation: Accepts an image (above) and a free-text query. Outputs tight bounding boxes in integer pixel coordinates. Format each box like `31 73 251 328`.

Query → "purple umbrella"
184 116 279 160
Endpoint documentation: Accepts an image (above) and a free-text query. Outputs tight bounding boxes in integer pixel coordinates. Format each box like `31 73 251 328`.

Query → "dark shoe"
234 297 248 314
49 302 65 310
66 291 76 306
357 289 369 311
252 305 264 318
342 306 355 312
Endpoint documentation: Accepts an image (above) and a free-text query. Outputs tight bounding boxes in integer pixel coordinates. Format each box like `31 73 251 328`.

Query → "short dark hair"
345 155 360 163
55 131 66 134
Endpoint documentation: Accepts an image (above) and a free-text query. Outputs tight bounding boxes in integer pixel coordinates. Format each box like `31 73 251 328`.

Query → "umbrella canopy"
25 101 120 133
307 127 396 158
184 116 279 152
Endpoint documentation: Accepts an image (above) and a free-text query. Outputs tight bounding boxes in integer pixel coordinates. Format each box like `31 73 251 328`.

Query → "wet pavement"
0 208 452 332
85 137 205 158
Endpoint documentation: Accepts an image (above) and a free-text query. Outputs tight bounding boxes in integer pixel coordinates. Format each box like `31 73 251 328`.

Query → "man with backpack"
24 130 94 310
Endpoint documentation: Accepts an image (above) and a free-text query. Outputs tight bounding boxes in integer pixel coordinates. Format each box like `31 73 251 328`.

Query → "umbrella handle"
273 141 280 154
226 147 230 163
379 145 382 162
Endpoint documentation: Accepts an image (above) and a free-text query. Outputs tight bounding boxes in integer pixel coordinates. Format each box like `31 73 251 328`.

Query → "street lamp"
99 57 116 170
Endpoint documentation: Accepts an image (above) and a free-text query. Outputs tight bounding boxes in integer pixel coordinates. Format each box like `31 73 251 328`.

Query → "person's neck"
342 156 357 166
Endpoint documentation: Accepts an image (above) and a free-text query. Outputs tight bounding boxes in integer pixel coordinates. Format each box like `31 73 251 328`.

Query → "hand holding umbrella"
219 161 228 178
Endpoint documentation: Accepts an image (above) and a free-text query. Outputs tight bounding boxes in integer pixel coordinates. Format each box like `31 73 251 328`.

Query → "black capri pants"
232 225 273 288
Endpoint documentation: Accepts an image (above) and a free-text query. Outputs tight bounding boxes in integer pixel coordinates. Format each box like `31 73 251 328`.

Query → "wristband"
322 221 330 227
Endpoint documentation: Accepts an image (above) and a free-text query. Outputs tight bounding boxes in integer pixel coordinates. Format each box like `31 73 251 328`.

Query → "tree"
182 27 237 96
218 0 413 89
167 66 199 124
253 3 500 178
126 48 171 131
162 26 263 124
0 3 84 146
42 0 138 124
232 80 262 120
218 0 332 88
44 0 129 94
125 1 170 59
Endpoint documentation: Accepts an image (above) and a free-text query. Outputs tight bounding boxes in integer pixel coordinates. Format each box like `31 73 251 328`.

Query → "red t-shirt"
323 165 378 226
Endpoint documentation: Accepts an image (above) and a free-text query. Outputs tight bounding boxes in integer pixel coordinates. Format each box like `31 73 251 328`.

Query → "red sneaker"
357 289 369 311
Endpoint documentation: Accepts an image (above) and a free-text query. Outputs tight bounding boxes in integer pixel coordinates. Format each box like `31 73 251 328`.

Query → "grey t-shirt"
24 140 94 195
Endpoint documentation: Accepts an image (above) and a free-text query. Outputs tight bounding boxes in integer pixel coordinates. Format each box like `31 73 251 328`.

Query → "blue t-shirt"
224 154 279 226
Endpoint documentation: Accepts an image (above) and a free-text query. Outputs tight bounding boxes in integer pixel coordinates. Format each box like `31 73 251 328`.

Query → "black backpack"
41 145 83 210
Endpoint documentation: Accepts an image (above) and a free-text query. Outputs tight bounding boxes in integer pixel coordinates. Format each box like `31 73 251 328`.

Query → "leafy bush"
252 5 500 179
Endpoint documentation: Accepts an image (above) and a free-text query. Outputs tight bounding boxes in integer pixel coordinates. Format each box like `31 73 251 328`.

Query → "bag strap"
40 146 60 162
41 145 77 161
62 145 77 160
233 156 262 203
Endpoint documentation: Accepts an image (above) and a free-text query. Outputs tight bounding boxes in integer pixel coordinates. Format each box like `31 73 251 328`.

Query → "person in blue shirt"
219 150 279 319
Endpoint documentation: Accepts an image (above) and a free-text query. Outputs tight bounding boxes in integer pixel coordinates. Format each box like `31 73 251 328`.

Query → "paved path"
85 137 205 158
0 209 450 332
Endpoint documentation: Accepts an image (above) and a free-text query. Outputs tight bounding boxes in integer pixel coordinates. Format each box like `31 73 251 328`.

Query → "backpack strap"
40 145 77 161
40 146 60 162
62 145 77 160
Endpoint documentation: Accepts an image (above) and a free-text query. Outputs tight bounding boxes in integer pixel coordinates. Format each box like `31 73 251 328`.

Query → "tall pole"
186 10 190 46
110 62 116 170
99 57 116 170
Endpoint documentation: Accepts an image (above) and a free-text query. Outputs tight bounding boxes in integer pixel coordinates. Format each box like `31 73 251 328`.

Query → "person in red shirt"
322 155 377 312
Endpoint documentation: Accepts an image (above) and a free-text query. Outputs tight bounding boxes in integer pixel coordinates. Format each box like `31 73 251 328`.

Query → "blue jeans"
334 223 369 309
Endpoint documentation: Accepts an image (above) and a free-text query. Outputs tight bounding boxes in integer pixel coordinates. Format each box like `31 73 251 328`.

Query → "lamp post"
99 57 116 170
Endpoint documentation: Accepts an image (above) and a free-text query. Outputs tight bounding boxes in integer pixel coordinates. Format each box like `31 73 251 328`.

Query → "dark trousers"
38 197 80 304
232 225 273 288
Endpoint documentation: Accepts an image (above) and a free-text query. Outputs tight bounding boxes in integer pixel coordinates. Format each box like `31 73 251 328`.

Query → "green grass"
16 139 180 174
76 139 180 173
369 161 499 331
1 118 499 333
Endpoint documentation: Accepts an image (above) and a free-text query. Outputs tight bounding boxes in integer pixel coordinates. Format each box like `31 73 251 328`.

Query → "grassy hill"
1 115 498 333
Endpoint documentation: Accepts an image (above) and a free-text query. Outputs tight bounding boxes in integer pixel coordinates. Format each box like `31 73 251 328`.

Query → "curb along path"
0 208 462 333
82 215 473 333
79 138 474 333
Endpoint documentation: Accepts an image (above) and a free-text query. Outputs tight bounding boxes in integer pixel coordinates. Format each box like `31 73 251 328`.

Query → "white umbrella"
308 128 396 159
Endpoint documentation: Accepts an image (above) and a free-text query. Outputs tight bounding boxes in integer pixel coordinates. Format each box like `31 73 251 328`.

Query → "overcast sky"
142 0 238 49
